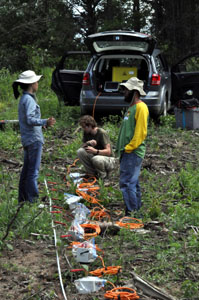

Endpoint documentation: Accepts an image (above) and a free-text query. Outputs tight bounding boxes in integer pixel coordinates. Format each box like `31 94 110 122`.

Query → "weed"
181 280 199 299
159 115 176 128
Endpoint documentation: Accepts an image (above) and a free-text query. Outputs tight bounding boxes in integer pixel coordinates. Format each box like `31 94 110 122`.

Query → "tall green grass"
0 67 61 121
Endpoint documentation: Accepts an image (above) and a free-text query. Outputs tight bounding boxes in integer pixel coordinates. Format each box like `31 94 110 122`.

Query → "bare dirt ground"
1 125 199 300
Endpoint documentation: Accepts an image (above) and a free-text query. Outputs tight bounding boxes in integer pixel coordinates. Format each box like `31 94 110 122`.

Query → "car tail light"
151 74 161 85
82 72 90 85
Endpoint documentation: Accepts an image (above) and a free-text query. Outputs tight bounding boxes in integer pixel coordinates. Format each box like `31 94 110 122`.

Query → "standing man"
77 115 115 179
116 77 149 216
13 70 56 203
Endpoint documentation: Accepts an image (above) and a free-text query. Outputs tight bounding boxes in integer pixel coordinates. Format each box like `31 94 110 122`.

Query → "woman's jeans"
18 141 42 203
120 152 143 214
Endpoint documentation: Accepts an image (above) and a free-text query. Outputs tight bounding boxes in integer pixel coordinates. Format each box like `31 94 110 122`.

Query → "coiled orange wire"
90 266 121 277
76 189 104 208
90 207 111 221
89 256 121 277
115 217 144 229
77 177 98 190
104 287 139 299
80 223 101 239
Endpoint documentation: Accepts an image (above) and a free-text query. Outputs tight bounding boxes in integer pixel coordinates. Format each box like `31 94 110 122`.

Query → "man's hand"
47 117 56 127
86 139 97 147
85 146 97 154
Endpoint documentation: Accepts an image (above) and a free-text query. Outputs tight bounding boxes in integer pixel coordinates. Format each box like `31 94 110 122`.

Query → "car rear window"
94 56 148 82
93 41 149 53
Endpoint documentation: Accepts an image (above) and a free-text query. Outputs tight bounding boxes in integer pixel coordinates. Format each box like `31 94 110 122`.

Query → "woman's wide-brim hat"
15 70 42 84
120 77 146 96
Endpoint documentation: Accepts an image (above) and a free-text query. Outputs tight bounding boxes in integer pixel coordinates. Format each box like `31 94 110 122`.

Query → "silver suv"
51 30 172 118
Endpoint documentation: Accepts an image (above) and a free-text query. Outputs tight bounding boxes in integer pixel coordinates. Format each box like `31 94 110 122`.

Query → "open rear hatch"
86 30 156 55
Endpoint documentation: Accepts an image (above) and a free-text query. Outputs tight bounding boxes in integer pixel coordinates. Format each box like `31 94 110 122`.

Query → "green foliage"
23 45 54 72
0 66 63 121
0 127 20 151
158 115 176 128
178 164 199 201
57 134 82 159
101 115 122 144
0 68 17 118
0 0 76 71
181 280 199 299
168 202 199 231
0 0 198 72
56 105 81 126
0 167 52 244
63 54 91 70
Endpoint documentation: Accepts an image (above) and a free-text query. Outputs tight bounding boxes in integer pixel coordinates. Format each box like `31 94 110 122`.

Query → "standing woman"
13 70 56 203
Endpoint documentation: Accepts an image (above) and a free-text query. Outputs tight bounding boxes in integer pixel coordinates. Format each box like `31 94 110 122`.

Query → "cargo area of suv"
89 55 149 93
51 30 172 118
80 54 153 115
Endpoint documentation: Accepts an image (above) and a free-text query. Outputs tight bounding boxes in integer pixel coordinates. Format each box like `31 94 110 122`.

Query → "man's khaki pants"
77 147 116 179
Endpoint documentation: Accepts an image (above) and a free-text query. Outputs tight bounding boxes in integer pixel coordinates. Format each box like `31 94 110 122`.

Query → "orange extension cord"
77 177 100 197
92 92 101 118
115 217 144 229
67 158 79 175
104 287 139 299
90 206 111 221
80 223 101 239
89 256 121 277
69 241 104 254
76 189 104 208
77 176 98 189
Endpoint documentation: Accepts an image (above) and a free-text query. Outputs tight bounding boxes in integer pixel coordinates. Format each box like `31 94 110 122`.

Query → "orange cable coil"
115 217 144 229
89 255 121 277
104 287 139 299
90 207 110 221
80 223 101 239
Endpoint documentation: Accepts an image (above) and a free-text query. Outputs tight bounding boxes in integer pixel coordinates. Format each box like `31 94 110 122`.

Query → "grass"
1 68 199 298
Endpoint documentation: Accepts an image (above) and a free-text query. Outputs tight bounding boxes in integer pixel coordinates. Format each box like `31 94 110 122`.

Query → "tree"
1 0 198 71
70 0 150 37
0 0 76 71
145 0 199 63
122 0 150 32
69 0 103 38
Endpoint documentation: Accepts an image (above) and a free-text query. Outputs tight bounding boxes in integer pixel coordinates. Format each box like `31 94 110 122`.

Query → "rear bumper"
80 90 162 115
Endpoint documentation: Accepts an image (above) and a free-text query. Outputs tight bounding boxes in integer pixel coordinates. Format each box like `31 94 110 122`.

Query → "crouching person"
77 115 115 179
